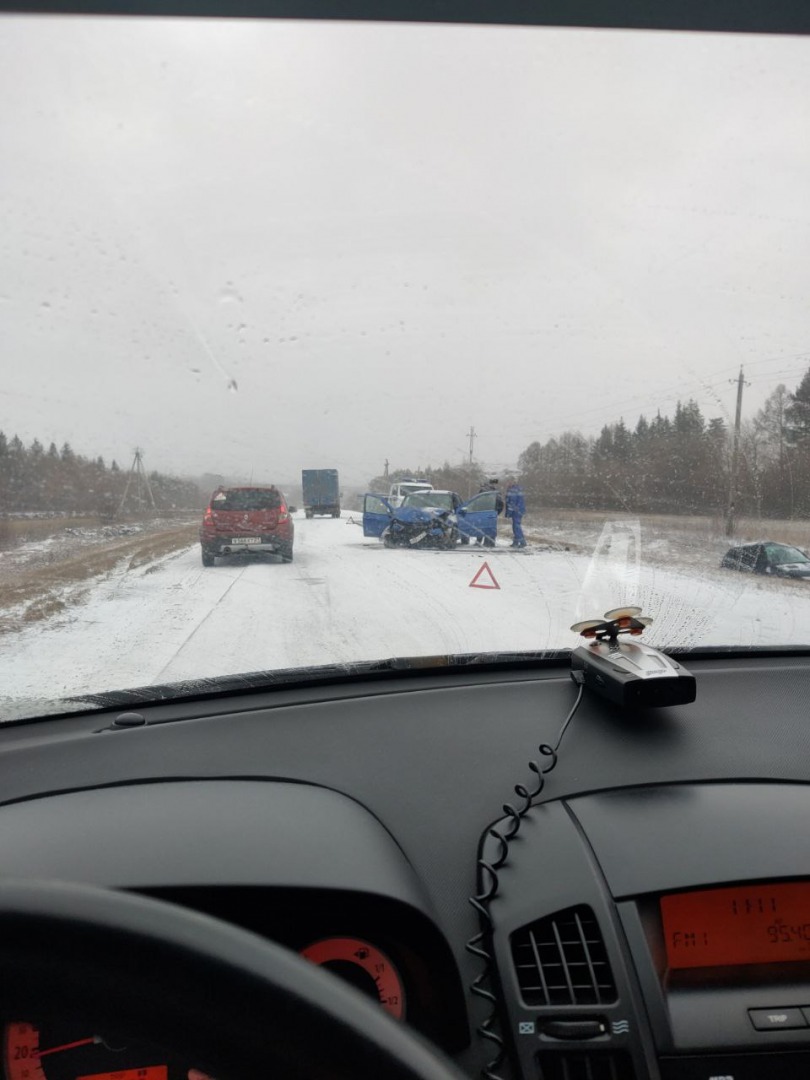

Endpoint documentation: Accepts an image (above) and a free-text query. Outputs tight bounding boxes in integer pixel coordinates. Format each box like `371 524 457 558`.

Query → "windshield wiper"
7 644 810 724
61 650 569 711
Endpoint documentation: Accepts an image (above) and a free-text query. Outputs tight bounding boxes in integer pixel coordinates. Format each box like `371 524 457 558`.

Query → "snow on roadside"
0 520 175 575
0 520 198 637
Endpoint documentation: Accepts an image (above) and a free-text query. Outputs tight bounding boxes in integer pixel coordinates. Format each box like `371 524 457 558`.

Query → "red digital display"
661 882 810 970
76 1068 168 1080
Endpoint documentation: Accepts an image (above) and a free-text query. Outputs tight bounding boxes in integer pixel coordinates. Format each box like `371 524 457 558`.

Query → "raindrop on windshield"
219 281 243 305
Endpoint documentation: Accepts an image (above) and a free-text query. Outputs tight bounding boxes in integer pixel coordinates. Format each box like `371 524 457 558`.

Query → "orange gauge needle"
37 1038 100 1058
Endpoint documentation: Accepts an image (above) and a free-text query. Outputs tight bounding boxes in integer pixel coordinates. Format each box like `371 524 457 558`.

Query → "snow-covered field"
2 512 810 717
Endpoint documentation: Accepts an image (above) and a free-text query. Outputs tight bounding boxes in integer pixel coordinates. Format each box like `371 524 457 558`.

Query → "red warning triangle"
469 561 500 590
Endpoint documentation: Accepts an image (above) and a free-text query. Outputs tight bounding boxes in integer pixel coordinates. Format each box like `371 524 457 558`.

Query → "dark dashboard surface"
1 655 810 1076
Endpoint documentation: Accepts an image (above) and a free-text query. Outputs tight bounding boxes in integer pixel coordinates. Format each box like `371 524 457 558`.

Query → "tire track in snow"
150 558 254 683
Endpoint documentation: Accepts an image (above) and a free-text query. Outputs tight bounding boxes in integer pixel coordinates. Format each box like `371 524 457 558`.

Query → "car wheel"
459 535 470 545
201 547 216 567
0 880 466 1080
280 544 294 563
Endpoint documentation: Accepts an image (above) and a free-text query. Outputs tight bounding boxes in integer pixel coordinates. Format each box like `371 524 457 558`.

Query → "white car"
387 480 434 507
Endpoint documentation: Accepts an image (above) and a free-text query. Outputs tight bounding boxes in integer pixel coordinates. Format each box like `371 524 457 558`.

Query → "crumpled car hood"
392 506 453 526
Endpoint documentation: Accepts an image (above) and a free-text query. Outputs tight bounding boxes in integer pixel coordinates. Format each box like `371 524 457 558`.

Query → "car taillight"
279 505 289 521
203 507 214 523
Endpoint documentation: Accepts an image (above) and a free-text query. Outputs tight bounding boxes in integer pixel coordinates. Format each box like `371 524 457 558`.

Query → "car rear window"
740 547 760 569
211 489 281 511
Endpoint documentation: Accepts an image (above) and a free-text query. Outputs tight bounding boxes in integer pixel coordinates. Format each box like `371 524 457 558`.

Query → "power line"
701 349 810 379
510 355 810 440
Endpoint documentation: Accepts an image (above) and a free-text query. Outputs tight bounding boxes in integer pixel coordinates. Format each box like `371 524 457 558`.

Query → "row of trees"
375 368 810 519
517 400 728 514
516 369 810 518
0 433 200 515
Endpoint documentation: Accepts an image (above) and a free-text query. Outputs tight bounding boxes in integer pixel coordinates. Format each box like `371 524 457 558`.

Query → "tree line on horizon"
0 432 200 516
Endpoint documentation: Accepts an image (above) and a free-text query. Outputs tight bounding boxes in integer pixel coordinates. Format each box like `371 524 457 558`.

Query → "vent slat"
575 907 604 1006
537 1051 634 1080
510 905 617 1007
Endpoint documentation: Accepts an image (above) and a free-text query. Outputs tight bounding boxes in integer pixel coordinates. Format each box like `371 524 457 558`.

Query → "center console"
486 783 810 1080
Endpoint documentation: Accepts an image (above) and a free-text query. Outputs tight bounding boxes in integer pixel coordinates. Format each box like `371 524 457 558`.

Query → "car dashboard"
0 653 809 1079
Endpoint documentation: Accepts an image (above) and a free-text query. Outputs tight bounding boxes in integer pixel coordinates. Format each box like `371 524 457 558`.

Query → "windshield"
3 16 810 719
403 493 455 510
765 544 809 565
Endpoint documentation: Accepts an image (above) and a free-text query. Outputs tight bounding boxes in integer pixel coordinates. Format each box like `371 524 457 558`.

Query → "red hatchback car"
199 486 294 565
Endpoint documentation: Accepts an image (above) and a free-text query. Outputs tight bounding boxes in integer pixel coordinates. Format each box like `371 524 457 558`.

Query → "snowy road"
3 513 810 709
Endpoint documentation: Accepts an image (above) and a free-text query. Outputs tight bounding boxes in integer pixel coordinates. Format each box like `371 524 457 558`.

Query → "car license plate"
231 537 261 544
409 531 427 544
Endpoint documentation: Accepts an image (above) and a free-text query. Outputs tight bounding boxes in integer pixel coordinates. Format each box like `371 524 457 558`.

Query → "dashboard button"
539 1019 607 1040
748 1007 807 1031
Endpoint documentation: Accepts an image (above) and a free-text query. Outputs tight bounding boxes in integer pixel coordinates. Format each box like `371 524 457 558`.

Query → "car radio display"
660 882 810 969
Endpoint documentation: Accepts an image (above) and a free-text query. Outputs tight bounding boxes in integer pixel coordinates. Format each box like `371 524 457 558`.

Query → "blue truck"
301 469 341 518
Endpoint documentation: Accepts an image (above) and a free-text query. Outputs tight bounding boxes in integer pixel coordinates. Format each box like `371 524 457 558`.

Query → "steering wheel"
0 881 468 1080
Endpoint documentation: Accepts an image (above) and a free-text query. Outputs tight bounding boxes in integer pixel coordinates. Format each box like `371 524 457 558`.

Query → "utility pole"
117 448 156 518
466 427 477 498
725 367 748 537
384 458 389 481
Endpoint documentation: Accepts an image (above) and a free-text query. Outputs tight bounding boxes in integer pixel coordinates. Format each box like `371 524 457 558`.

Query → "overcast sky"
1 17 809 485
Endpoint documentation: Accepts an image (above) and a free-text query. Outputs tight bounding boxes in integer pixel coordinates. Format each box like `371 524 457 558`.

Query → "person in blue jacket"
505 481 527 547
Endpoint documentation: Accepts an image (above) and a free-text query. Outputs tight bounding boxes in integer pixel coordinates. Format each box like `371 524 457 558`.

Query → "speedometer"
5 1022 45 1080
301 937 406 1019
4 1024 172 1080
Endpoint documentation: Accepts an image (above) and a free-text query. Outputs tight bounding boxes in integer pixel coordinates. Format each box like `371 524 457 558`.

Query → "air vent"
511 905 617 1006
537 1051 634 1080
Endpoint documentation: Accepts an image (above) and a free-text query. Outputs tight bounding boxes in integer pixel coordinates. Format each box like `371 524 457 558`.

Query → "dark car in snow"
720 541 810 579
199 486 294 565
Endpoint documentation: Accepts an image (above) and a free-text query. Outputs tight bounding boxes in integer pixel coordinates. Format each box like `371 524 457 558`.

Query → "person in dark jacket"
475 478 504 545
491 479 505 516
504 481 527 547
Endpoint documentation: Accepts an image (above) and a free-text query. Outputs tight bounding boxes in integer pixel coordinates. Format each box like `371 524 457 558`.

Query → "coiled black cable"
466 672 585 1080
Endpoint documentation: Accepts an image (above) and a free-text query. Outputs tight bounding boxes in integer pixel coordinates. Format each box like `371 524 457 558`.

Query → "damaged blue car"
362 489 499 548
